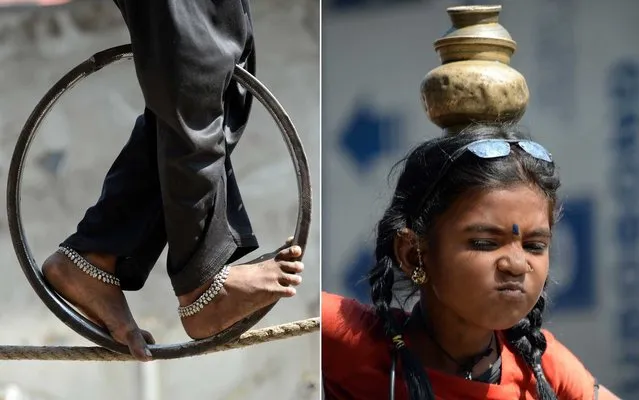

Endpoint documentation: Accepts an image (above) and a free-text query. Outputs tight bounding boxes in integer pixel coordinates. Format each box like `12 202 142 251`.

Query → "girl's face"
418 184 551 330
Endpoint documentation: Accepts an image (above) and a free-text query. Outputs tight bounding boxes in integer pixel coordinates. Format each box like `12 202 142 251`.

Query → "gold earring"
411 245 428 285
411 267 427 285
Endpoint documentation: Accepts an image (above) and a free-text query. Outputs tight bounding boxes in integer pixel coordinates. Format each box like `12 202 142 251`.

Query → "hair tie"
392 334 406 349
533 363 544 375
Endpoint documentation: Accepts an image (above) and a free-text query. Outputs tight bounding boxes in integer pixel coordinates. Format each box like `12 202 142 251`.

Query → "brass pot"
421 5 529 133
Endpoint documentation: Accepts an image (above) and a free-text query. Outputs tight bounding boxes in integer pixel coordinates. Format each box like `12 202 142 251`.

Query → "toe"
276 245 302 260
141 330 156 345
280 272 303 286
280 261 304 274
124 328 153 362
275 236 296 253
278 286 297 297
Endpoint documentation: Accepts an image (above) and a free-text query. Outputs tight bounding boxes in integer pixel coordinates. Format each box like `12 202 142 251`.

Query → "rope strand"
0 317 318 361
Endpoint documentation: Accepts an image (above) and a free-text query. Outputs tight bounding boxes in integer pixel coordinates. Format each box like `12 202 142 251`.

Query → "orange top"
322 292 598 400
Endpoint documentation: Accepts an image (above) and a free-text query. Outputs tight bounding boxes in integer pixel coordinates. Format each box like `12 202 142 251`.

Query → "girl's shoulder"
540 329 598 400
321 291 385 349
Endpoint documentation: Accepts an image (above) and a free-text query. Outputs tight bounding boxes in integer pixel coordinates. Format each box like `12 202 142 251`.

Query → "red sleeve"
321 291 348 383
541 330 598 400
321 292 382 382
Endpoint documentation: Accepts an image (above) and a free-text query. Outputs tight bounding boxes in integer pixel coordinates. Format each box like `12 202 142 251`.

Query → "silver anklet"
57 246 120 287
177 265 230 319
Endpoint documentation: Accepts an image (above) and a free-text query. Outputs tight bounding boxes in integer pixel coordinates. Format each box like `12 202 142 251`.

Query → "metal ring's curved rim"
7 44 312 359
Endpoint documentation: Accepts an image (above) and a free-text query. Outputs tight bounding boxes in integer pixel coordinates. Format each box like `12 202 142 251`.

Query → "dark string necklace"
409 303 495 380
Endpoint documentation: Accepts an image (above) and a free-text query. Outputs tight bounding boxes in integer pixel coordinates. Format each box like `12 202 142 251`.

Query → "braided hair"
368 123 560 400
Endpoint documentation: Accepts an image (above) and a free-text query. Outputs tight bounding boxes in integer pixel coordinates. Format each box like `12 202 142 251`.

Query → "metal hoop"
6 44 312 360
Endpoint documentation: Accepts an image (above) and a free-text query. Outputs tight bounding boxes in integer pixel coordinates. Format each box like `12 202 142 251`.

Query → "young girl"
322 124 621 399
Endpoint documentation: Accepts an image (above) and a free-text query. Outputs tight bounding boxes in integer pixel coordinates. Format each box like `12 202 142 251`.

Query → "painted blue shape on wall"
338 102 403 172
547 197 596 312
608 59 639 100
607 58 639 398
344 245 374 304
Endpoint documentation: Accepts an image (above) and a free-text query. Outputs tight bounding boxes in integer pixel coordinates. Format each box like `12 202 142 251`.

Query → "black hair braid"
368 212 435 400
503 292 557 400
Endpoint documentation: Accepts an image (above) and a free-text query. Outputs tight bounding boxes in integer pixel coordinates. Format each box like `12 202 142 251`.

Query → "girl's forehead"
439 186 551 228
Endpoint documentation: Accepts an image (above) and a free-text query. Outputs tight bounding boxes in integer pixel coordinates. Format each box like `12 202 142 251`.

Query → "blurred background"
322 0 639 397
0 0 319 399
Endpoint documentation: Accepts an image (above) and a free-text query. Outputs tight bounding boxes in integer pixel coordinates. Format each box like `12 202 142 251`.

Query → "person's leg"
119 0 305 339
63 109 166 290
43 110 163 361
115 0 260 287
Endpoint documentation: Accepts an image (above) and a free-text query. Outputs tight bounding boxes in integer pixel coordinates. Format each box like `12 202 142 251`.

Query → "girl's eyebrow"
463 224 552 238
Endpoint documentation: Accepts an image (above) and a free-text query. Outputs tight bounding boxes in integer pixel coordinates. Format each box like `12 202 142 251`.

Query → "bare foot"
179 244 304 339
42 250 155 361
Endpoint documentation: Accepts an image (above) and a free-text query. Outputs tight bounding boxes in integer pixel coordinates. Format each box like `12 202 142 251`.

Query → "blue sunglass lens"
467 140 511 158
518 141 553 162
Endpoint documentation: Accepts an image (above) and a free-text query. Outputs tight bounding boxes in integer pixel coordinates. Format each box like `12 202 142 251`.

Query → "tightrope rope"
0 317 319 361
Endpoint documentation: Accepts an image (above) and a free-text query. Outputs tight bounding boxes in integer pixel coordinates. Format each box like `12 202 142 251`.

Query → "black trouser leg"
64 0 259 295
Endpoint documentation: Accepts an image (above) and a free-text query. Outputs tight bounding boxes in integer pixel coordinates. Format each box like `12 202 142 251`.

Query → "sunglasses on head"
413 139 554 216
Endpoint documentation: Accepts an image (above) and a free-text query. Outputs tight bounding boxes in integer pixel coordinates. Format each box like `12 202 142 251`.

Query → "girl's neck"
406 298 499 379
